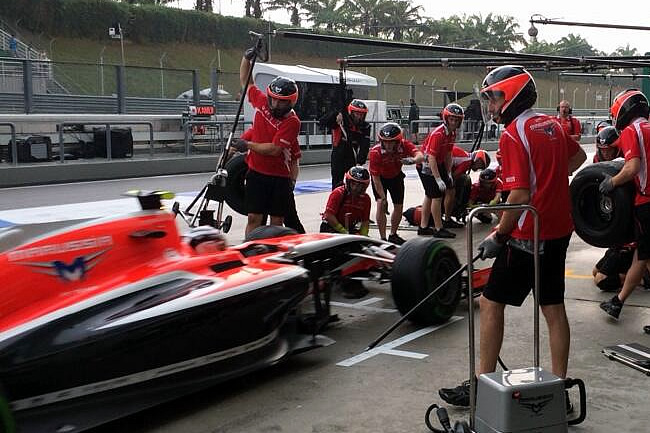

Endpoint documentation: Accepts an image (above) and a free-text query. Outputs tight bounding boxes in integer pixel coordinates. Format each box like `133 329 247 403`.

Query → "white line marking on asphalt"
336 316 463 367
330 297 397 314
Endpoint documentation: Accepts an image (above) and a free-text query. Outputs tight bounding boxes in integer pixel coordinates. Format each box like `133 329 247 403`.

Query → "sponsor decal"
8 236 113 262
15 248 110 282
518 393 554 415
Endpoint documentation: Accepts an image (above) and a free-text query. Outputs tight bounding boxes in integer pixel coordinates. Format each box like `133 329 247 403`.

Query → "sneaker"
417 226 435 236
443 218 464 229
643 325 650 334
565 391 574 416
388 233 406 245
433 228 456 238
476 213 493 224
600 295 623 319
439 379 470 407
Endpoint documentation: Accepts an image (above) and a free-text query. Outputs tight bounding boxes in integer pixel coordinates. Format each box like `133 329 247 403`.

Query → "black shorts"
635 202 650 260
245 169 291 217
595 246 635 276
371 172 405 204
417 163 453 199
482 235 572 306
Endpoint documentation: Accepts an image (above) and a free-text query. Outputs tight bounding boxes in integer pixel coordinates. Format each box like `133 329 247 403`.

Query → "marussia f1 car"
0 191 482 433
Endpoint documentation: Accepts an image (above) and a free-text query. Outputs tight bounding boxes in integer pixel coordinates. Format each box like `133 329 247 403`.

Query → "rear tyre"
224 153 248 216
245 225 298 242
570 161 635 248
0 385 15 433
391 237 462 325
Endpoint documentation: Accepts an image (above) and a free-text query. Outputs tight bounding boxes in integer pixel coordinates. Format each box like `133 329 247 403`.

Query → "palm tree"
554 34 598 57
612 44 639 57
303 0 348 31
265 0 304 27
381 0 423 41
344 0 391 36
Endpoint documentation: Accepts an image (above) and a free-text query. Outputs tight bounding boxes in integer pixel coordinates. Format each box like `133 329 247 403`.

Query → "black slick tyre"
245 225 298 242
224 152 248 216
391 237 462 325
570 160 635 248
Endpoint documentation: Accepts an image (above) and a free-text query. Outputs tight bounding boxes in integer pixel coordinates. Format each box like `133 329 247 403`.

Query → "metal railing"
0 122 17 166
57 121 154 162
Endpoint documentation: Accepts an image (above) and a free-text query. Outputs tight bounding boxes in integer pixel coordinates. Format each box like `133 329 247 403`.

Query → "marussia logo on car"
15 248 111 282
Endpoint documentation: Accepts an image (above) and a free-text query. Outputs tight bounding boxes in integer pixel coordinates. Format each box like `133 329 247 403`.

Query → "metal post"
159 52 167 98
99 46 106 96
572 87 578 108
183 120 190 156
116 65 126 114
192 69 200 105
466 204 539 430
211 67 219 107
58 123 65 163
105 124 112 161
119 23 125 67
23 59 33 114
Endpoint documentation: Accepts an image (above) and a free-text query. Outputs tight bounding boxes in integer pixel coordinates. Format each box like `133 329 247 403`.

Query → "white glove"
435 177 446 193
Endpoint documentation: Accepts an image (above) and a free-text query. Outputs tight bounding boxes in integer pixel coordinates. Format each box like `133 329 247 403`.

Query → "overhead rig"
277 30 650 72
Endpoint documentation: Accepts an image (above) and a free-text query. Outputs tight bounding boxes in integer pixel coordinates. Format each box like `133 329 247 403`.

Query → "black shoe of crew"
388 233 406 245
439 380 471 407
600 295 623 319
433 228 456 238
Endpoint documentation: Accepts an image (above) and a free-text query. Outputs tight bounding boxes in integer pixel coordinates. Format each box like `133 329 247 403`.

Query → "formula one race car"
0 191 476 433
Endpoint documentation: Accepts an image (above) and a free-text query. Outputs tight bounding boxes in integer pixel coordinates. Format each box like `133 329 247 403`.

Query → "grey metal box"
474 367 567 433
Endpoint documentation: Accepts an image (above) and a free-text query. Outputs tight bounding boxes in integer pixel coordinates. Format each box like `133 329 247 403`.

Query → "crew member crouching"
321 166 371 236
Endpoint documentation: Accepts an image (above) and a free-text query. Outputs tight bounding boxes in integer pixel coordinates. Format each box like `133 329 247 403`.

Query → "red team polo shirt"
500 109 581 240
616 118 650 206
244 85 301 178
368 139 418 179
423 124 455 164
324 186 371 228
451 146 472 177
556 116 581 137
470 178 503 203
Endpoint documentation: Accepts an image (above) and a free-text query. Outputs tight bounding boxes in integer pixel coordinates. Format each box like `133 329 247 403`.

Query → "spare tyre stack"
570 160 636 248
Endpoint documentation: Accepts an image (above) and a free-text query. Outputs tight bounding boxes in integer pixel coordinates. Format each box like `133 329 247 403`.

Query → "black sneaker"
565 391 574 416
439 380 470 407
388 233 406 245
418 226 435 236
643 325 650 334
600 295 623 319
433 228 456 238
476 213 493 224
443 218 464 229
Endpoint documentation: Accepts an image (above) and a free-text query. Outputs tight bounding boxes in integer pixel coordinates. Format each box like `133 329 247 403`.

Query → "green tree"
303 0 347 31
612 44 639 57
554 33 598 57
344 0 390 36
265 0 304 27
245 0 263 18
381 0 422 41
195 0 213 12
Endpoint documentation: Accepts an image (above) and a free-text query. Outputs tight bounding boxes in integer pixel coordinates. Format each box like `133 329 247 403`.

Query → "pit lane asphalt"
3 149 649 433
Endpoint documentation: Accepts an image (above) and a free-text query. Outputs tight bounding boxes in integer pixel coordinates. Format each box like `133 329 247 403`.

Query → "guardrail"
0 122 16 166
57 121 154 162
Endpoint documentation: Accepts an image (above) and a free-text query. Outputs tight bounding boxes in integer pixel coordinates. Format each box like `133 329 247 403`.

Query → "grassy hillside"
47 35 616 109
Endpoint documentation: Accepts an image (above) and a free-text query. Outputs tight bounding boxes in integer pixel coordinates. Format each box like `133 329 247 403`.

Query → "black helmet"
479 168 497 183
378 122 403 142
610 88 649 130
595 119 612 133
480 65 537 125
267 76 298 118
596 126 619 149
344 166 370 191
442 103 465 126
348 99 368 115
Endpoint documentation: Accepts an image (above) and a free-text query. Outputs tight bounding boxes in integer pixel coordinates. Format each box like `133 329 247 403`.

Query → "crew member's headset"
556 104 573 114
